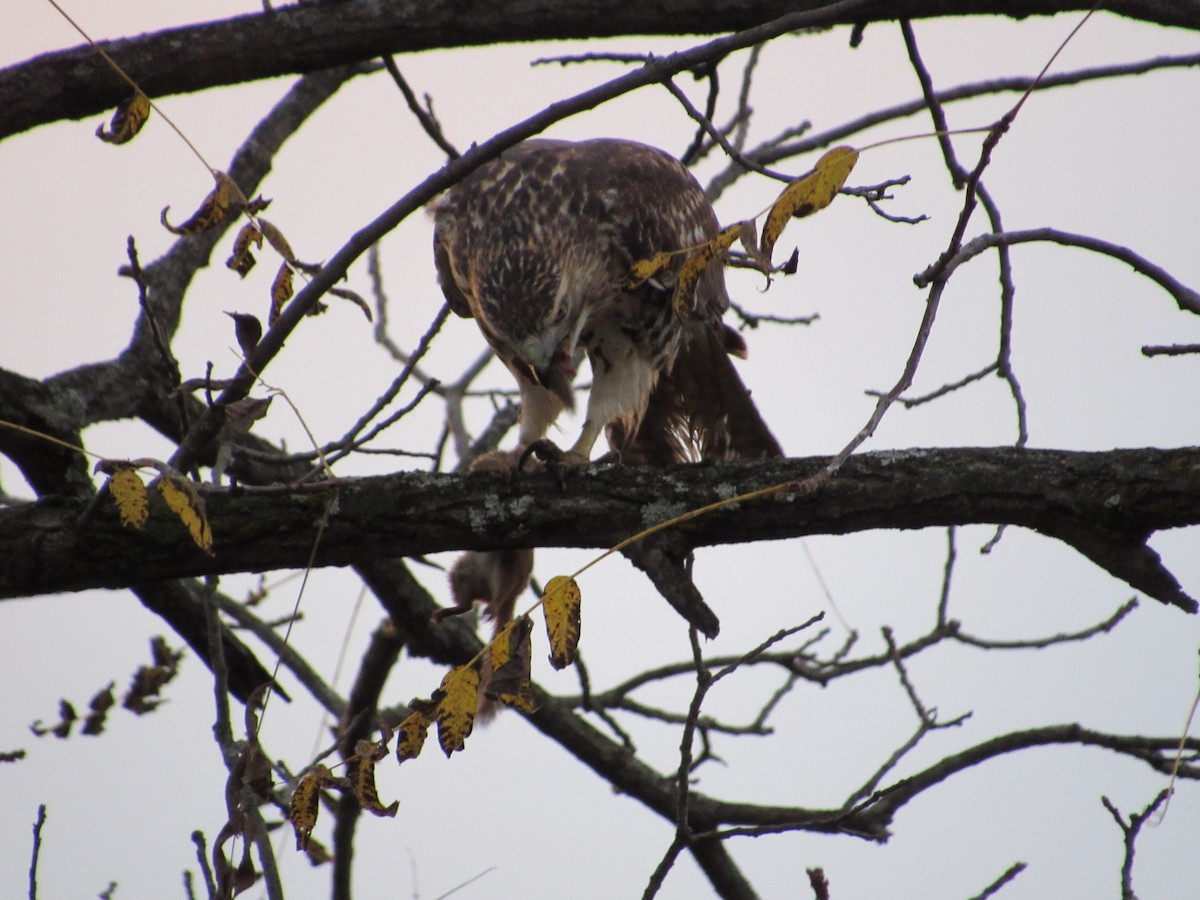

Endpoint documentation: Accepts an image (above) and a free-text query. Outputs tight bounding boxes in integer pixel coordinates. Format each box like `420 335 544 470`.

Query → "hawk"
431 138 781 466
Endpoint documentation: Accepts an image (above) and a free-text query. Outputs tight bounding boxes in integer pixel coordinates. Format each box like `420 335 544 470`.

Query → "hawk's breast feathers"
432 138 781 463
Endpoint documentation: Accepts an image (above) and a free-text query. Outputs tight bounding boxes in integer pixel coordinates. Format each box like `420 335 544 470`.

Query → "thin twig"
662 77 792 183
28 804 46 900
924 228 1200 314
708 51 1200 200
191 830 216 900
954 598 1138 650
967 861 1027 900
1102 789 1171 899
382 57 459 159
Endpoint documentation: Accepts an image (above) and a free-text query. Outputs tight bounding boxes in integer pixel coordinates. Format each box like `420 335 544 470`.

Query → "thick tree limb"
1 446 1196 609
2 1 1195 141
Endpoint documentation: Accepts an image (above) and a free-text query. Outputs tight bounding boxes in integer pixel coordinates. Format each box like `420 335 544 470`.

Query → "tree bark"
2 446 1196 609
2 0 1195 141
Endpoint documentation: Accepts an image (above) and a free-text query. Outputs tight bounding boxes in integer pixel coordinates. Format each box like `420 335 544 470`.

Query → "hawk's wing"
432 138 781 462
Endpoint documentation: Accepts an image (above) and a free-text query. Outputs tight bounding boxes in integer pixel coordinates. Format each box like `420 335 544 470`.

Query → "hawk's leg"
515 377 569 448
564 348 657 463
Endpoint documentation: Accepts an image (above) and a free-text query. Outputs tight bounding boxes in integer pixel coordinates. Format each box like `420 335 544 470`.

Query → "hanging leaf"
737 218 770 271
672 223 744 316
123 636 183 715
760 146 859 263
108 467 149 529
435 666 479 756
226 224 264 277
154 475 214 555
302 837 333 866
82 682 116 736
96 92 151 145
543 575 582 670
256 218 319 273
347 738 398 817
225 311 263 356
218 397 272 443
289 765 332 850
485 615 537 712
30 699 77 739
161 171 248 236
396 698 438 763
270 262 294 325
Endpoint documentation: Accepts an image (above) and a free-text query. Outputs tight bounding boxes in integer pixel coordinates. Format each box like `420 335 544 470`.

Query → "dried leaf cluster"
625 145 859 312
29 637 183 740
285 575 583 852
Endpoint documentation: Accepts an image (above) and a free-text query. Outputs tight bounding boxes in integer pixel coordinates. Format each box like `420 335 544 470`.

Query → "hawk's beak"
534 363 576 411
512 359 576 411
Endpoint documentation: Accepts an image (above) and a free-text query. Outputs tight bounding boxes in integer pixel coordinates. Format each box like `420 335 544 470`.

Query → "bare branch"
1102 789 1172 899
930 228 1200 315
5 2 1197 141
28 804 46 900
381 57 459 160
967 861 1027 900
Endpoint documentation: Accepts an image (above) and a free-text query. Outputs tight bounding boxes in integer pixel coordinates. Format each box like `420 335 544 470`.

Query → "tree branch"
2 447 1197 610
4 1 1195 142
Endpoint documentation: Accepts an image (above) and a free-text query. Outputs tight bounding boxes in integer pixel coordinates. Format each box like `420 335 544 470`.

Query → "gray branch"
1 447 1197 612
3 0 1196 141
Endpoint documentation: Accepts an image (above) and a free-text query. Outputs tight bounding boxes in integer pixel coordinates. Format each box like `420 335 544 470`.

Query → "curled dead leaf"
270 263 294 325
96 92 151 145
227 224 264 277
161 171 248 236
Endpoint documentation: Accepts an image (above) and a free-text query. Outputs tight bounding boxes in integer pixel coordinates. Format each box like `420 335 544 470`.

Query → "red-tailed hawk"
432 138 781 466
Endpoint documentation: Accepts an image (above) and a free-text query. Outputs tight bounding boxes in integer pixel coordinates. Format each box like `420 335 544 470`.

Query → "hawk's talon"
592 450 622 467
518 439 558 470
518 440 619 480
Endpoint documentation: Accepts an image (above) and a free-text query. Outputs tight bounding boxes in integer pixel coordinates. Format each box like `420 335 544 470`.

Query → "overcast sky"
2 4 1200 899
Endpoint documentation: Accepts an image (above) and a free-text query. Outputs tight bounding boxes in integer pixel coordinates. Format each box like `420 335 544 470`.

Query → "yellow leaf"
623 250 674 289
435 665 479 756
396 704 433 763
542 575 582 670
348 739 398 817
226 223 263 277
760 146 859 263
270 262 294 325
288 765 331 850
161 171 248 236
109 467 148 529
485 615 537 712
672 223 743 316
96 92 151 145
154 475 214 555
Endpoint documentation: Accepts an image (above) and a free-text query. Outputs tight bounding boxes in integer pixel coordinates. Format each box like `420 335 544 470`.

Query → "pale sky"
2 4 1200 899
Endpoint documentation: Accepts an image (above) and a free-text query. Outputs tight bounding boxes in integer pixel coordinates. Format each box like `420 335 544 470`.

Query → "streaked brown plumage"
432 138 781 465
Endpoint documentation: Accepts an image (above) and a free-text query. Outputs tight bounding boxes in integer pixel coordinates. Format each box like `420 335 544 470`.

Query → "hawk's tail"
612 324 783 465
